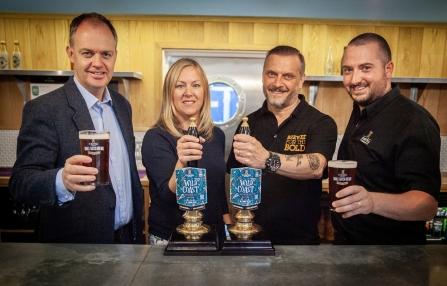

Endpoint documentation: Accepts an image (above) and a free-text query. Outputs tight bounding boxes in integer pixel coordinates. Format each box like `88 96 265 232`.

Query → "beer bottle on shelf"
238 117 250 167
187 117 199 168
324 46 334 75
0 41 9 69
12 41 23 70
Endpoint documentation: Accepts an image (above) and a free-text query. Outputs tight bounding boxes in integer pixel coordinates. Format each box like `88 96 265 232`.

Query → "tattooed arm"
276 153 327 180
232 134 327 180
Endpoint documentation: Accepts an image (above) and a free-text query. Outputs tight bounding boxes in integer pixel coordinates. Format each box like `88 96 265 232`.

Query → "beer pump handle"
187 117 199 168
239 117 250 135
238 117 250 167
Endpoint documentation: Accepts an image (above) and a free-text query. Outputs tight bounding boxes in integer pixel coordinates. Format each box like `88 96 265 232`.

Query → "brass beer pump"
228 209 261 240
176 118 210 241
176 210 210 241
228 117 261 240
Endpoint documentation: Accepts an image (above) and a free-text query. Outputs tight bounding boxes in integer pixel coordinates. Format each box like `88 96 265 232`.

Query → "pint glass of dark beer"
328 160 357 211
79 130 110 185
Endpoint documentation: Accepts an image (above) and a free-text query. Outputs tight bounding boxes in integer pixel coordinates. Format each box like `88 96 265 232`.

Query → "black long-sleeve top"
142 125 229 240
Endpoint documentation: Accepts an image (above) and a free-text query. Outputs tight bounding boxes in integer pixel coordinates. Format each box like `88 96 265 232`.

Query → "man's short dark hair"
264 45 306 75
347 33 391 66
69 12 117 48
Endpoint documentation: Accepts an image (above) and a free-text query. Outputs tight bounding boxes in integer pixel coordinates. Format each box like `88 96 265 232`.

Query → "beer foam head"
328 160 357 168
79 130 110 140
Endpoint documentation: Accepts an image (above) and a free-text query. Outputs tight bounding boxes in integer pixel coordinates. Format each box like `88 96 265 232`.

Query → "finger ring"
358 201 362 207
237 150 240 156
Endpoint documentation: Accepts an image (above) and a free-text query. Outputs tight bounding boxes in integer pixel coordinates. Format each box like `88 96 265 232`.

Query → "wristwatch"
265 151 281 172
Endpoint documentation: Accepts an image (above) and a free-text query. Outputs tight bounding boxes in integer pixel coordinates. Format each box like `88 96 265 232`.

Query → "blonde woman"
142 58 231 245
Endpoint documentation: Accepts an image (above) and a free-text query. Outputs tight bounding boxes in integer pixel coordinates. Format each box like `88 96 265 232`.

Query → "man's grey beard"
263 87 297 108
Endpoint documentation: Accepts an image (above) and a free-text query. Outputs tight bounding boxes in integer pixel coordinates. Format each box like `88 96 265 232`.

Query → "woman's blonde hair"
154 58 214 140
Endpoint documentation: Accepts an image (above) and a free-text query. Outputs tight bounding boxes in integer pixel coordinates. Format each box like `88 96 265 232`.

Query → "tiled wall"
0 130 19 168
1 130 447 172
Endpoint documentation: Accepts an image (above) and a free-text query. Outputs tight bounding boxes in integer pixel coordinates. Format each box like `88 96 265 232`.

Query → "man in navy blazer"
9 13 143 244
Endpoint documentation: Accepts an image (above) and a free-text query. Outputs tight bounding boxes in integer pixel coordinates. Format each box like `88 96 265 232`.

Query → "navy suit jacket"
9 77 144 243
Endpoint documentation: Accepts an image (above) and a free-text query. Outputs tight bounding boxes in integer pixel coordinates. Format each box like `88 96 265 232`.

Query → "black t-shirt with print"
227 94 337 245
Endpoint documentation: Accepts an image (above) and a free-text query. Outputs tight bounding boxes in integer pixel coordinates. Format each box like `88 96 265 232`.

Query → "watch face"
266 153 281 172
270 158 281 171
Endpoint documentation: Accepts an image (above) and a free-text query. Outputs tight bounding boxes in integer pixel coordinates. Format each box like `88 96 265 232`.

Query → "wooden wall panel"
179 21 204 43
0 76 13 129
326 25 352 75
419 28 446 78
399 83 416 100
154 21 179 42
253 23 278 46
278 23 303 51
54 19 70 70
4 19 31 70
351 25 375 38
418 84 441 119
0 14 446 134
30 19 57 70
395 27 423 77
128 20 156 130
204 22 229 44
0 19 5 42
443 37 447 78
312 81 352 134
113 21 130 72
302 24 328 75
0 76 23 129
375 26 399 76
229 22 254 44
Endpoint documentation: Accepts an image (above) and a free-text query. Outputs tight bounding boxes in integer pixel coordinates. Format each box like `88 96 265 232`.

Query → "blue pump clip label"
230 167 261 210
176 167 207 211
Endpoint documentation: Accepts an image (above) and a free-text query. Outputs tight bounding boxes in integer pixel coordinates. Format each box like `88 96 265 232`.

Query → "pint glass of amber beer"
79 130 110 185
328 160 357 211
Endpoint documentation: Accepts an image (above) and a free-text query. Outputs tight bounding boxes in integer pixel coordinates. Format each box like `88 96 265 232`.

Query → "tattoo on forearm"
285 154 303 167
307 154 320 170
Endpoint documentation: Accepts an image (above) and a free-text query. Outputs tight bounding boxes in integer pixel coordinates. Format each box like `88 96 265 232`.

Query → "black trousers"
114 223 132 244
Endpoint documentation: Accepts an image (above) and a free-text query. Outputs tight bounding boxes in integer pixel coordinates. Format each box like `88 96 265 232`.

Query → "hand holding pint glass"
328 160 357 211
79 130 110 185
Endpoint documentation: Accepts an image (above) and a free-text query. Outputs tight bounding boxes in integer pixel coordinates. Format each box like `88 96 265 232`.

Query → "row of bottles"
0 40 23 70
426 207 447 239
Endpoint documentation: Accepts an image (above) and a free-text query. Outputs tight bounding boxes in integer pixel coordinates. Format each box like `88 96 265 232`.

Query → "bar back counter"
1 243 446 285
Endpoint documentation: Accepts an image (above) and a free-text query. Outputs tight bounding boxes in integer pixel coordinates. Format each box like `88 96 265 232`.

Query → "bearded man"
226 45 337 245
331 33 440 244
